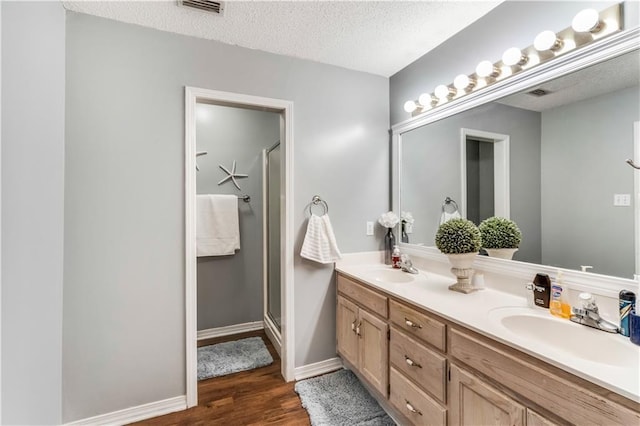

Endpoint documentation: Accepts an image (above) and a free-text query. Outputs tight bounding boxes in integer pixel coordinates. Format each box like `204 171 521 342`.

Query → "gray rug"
295 369 396 426
197 336 273 380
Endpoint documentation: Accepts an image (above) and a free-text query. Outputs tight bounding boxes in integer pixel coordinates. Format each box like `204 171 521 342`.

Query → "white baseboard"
64 395 186 426
294 357 343 381
197 321 264 340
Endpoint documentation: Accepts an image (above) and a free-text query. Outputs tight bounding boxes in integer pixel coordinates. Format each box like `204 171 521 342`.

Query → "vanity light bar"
404 4 622 115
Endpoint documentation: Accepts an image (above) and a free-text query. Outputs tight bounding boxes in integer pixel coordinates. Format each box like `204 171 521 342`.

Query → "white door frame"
460 128 510 219
184 87 295 408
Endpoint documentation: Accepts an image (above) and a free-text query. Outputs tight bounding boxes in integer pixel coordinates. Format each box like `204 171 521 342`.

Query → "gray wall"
401 103 542 263
541 86 639 277
1 2 65 424
389 1 638 126
196 104 279 330
64 11 388 422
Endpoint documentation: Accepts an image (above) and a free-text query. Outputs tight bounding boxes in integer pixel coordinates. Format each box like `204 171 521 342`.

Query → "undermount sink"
488 307 639 367
359 267 417 284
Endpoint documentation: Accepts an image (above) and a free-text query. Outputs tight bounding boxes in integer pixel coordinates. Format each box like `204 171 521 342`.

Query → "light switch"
614 193 631 206
366 221 374 236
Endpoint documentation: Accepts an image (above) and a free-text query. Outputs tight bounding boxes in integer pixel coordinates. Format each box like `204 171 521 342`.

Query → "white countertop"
335 261 640 403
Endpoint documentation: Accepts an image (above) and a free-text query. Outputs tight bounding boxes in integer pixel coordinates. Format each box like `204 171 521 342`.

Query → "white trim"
293 357 343 381
393 29 640 285
460 128 510 219
263 315 282 357
63 396 186 426
196 321 264 340
184 88 198 408
185 87 295 409
262 148 269 342
634 121 640 280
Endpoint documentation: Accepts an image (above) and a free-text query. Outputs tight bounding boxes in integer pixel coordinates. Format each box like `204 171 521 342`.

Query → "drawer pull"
405 400 422 416
404 318 422 329
404 355 422 368
355 321 362 337
351 319 357 333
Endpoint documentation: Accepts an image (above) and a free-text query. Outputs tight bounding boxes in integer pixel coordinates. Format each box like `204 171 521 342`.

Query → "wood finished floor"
131 330 310 426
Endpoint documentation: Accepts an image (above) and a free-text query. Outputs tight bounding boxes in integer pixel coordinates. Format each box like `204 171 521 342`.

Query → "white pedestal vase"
484 248 518 260
446 252 481 294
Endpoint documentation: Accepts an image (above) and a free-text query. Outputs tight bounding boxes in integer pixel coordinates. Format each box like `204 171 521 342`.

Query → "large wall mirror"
392 30 640 281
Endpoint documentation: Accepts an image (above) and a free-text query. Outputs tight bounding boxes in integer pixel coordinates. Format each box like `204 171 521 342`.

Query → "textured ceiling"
498 51 640 112
62 0 502 77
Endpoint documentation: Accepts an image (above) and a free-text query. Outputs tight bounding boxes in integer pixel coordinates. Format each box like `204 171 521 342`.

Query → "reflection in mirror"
399 50 640 279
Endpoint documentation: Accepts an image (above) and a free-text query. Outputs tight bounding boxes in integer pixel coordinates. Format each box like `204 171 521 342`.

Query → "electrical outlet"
366 221 374 236
614 193 631 206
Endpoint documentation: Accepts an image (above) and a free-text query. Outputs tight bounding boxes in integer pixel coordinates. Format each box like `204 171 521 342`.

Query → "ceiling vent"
179 0 225 15
527 88 552 97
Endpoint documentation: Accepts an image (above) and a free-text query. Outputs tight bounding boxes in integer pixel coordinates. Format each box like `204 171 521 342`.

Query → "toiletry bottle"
391 245 401 269
620 290 636 337
532 273 551 308
549 270 571 319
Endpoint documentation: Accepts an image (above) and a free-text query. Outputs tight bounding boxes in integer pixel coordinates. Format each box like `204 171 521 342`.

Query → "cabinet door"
337 295 359 367
449 364 525 426
358 308 389 396
526 409 558 426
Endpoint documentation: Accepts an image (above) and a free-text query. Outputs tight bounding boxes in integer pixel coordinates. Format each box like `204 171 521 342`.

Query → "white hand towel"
197 194 240 257
439 210 461 225
300 214 342 264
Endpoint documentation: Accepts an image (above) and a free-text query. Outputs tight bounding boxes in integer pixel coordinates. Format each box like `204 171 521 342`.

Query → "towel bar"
307 195 328 216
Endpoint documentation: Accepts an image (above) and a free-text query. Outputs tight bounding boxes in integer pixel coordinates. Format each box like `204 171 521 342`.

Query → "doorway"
184 87 294 408
460 128 510 221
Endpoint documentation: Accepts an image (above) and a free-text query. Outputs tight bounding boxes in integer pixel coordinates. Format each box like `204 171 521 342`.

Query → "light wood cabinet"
526 409 558 426
449 363 525 426
336 275 389 397
335 272 640 426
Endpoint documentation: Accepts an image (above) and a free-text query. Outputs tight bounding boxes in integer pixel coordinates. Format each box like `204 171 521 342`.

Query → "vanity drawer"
389 299 446 351
390 366 446 426
390 327 446 403
337 273 388 318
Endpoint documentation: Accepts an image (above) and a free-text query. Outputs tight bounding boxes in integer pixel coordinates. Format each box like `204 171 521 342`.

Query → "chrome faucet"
570 292 619 333
399 254 419 274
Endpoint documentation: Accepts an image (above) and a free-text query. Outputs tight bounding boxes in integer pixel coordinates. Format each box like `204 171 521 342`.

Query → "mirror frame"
391 28 640 295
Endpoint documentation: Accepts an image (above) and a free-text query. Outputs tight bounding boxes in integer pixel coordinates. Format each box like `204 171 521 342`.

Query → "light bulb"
403 100 417 113
454 74 475 91
476 60 499 78
435 85 454 100
418 93 434 107
534 30 562 51
502 47 528 66
572 9 601 33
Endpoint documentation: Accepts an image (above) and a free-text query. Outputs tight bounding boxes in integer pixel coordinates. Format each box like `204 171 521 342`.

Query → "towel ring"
441 197 459 214
307 195 328 216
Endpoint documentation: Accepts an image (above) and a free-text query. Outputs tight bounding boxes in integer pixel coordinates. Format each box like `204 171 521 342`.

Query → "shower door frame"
184 87 295 408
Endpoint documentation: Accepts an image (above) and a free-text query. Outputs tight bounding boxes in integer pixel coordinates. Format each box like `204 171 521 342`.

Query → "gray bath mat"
197 336 273 380
295 369 395 426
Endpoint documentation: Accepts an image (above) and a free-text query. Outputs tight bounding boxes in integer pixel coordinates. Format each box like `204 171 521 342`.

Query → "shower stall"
264 142 282 337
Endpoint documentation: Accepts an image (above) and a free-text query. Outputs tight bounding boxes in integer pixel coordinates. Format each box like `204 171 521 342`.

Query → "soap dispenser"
391 245 401 269
549 270 571 319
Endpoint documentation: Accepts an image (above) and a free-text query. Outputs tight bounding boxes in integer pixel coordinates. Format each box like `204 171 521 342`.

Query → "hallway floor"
131 330 310 425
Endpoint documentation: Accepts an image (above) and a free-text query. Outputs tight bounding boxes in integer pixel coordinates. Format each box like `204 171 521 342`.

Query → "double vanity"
335 256 640 425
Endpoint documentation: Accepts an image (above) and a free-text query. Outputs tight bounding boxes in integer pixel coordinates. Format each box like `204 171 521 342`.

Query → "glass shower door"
266 143 281 331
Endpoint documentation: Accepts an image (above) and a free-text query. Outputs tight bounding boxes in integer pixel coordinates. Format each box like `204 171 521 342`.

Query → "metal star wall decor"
218 160 249 190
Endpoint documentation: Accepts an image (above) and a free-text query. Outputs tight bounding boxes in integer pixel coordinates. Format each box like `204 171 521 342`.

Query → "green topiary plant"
435 218 481 254
478 216 522 249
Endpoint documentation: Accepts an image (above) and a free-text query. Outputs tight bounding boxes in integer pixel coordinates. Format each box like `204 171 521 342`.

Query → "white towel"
300 214 342 264
439 210 461 225
196 194 240 257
